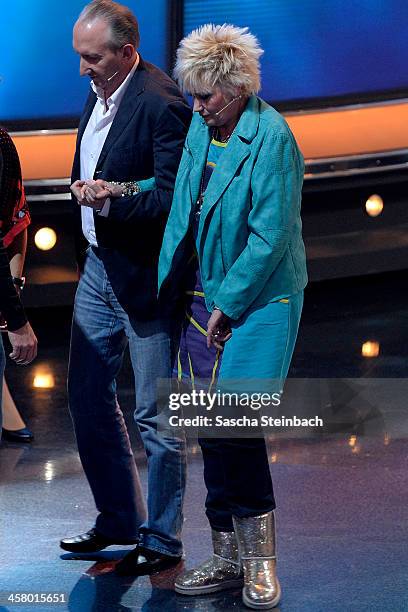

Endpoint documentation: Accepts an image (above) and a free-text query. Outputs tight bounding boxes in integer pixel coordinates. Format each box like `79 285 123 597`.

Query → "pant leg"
199 437 233 532
67 248 146 539
199 436 275 531
124 316 186 557
202 293 304 526
0 335 5 437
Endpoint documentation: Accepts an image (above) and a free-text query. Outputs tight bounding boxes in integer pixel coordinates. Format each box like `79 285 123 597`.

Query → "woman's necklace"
214 127 233 143
195 127 232 219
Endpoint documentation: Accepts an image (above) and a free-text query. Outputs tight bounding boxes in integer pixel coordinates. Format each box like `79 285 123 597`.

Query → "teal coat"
158 96 308 320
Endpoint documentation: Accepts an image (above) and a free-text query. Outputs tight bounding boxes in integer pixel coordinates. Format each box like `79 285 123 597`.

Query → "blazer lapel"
94 62 147 173
187 123 210 207
196 96 260 240
72 90 96 179
201 136 250 215
77 90 96 144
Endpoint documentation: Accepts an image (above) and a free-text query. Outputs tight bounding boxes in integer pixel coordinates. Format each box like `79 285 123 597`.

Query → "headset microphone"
106 70 119 83
213 95 242 117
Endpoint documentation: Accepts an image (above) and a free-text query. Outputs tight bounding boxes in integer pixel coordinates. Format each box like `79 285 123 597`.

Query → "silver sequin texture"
233 511 281 608
175 530 243 594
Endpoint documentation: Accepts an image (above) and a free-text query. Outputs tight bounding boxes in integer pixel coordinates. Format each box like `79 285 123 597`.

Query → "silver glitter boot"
175 529 244 595
233 511 281 609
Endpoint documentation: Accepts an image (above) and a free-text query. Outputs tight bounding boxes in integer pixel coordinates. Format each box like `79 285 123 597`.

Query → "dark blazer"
72 57 192 319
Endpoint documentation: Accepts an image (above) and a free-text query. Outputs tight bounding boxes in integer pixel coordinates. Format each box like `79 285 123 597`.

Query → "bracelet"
110 181 141 197
12 276 26 290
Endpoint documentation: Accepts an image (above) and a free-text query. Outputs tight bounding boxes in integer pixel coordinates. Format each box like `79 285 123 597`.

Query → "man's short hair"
78 0 140 50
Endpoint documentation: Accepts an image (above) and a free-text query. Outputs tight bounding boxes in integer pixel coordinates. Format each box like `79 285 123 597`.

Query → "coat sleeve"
213 131 304 320
0 232 27 331
0 145 27 331
106 100 191 225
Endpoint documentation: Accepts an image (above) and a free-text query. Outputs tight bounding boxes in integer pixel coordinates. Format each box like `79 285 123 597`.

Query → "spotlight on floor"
34 227 57 251
348 435 360 454
361 341 380 358
365 194 383 217
44 460 55 482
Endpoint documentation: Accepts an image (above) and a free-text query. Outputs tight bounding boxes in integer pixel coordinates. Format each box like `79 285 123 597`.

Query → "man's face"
73 18 124 91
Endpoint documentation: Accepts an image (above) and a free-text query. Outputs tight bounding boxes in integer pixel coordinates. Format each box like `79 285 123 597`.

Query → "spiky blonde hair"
174 23 263 96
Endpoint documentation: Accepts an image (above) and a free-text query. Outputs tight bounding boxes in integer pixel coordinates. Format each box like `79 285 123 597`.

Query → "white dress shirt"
80 59 138 246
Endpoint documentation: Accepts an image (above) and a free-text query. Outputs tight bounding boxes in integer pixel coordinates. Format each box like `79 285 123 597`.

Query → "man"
1 128 38 438
60 0 191 575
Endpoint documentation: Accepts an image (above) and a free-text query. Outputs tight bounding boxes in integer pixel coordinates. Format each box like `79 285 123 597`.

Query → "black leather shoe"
115 545 182 576
2 427 34 443
60 528 138 553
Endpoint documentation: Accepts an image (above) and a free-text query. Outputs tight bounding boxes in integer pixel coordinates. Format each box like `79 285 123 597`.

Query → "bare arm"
7 228 27 279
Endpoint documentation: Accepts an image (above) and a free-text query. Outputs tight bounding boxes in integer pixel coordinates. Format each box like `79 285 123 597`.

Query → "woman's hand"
89 179 123 200
8 321 38 365
207 308 232 350
70 180 100 208
100 180 123 198
70 179 121 210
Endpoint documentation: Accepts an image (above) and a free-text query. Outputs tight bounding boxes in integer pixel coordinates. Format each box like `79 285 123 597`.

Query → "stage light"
34 227 57 251
365 194 383 217
33 372 55 389
361 341 380 358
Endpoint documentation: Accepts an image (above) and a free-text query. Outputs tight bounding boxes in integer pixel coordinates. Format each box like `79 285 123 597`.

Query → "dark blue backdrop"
0 0 167 124
184 0 408 105
1 0 407 126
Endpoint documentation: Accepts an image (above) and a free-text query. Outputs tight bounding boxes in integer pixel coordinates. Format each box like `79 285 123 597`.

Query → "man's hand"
207 308 232 350
8 322 38 365
70 180 87 204
70 180 109 210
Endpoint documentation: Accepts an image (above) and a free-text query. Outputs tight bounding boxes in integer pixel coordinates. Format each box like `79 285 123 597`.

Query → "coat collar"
187 95 260 159
189 96 260 226
231 95 261 143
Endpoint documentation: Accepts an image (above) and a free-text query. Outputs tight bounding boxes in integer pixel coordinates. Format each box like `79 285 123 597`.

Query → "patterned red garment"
0 128 30 329
0 128 31 247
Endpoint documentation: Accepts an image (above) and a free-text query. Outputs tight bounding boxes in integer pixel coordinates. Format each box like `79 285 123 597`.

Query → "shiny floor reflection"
1 271 408 611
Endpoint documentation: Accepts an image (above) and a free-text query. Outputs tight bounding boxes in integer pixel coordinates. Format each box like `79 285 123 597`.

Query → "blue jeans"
68 247 186 556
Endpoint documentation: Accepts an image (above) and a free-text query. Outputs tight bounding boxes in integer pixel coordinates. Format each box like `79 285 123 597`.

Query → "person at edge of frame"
59 0 192 577
0 127 38 441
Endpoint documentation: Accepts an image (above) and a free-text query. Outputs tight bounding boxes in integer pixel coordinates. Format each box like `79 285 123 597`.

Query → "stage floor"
1 271 408 612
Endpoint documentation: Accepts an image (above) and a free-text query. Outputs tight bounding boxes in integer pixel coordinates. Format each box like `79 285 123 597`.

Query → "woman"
158 25 308 609
0 127 37 440
1 162 34 442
